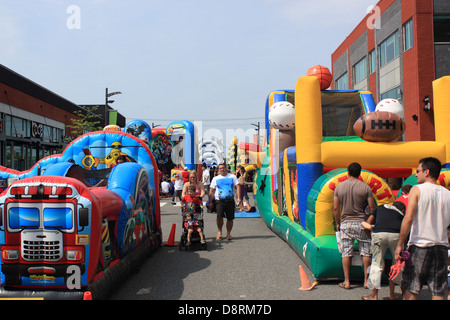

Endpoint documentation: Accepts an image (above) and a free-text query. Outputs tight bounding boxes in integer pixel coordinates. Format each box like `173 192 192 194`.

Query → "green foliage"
66 105 103 137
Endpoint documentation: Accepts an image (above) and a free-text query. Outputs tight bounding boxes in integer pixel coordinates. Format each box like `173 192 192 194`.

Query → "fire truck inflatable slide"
0 130 161 299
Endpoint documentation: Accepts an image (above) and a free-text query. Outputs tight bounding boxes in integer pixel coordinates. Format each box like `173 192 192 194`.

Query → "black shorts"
216 199 235 220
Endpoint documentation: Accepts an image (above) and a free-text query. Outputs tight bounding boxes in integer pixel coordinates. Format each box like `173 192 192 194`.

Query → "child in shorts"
183 212 205 245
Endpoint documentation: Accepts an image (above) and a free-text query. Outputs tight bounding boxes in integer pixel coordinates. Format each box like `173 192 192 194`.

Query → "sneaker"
171 201 176 205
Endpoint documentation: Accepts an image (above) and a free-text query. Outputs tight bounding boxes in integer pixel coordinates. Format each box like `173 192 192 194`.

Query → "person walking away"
395 184 412 210
333 162 375 289
209 163 241 241
362 201 406 300
395 157 450 300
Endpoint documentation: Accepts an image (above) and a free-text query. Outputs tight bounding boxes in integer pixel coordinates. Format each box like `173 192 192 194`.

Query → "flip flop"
216 233 222 241
226 235 233 240
338 282 351 290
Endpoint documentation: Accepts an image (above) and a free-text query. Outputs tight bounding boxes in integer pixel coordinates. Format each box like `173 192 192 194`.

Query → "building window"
369 50 376 74
381 86 401 100
403 19 413 51
5 114 12 136
5 143 12 168
335 72 349 90
434 15 450 43
353 57 367 85
379 30 399 67
43 125 53 143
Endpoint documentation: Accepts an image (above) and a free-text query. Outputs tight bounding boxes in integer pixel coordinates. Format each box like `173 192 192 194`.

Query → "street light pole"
105 88 108 126
105 88 122 126
251 121 260 143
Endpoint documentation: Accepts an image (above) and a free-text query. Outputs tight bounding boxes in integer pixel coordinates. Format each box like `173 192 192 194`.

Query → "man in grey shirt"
334 162 375 289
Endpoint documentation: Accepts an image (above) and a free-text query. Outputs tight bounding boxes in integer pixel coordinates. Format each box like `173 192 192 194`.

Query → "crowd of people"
333 158 450 300
159 164 217 201
159 164 252 204
159 163 253 243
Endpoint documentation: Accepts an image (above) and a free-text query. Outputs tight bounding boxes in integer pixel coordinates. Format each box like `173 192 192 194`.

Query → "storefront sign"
32 122 44 138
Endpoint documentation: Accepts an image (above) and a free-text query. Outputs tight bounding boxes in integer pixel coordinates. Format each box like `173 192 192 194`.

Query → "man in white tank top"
395 157 450 300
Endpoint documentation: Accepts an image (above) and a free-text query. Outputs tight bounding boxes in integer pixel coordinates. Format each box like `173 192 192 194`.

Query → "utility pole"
105 88 122 126
251 121 260 143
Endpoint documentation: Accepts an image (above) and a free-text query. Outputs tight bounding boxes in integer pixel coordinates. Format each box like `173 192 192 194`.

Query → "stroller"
179 202 207 251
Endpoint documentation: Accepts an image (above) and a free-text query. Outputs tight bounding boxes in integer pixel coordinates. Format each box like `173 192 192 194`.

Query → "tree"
66 105 103 138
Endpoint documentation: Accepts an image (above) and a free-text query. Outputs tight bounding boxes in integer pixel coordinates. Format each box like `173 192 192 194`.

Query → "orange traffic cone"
298 265 316 291
163 223 178 246
83 291 92 300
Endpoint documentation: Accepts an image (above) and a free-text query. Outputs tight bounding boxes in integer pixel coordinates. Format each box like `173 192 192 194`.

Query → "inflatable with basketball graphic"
306 65 333 90
254 71 450 279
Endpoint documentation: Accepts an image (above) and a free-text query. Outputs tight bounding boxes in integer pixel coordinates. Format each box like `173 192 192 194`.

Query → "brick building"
0 64 125 170
331 0 450 141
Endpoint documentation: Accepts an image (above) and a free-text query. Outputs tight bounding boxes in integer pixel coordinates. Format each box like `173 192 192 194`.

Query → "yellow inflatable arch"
309 169 395 237
437 169 450 188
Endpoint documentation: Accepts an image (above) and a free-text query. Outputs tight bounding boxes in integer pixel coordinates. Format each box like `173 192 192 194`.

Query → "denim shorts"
401 245 448 297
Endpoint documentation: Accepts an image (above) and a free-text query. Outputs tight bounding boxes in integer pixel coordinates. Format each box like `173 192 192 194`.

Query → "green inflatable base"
254 162 365 280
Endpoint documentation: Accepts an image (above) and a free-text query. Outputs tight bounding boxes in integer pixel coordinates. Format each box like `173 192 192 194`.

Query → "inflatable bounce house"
227 138 261 173
149 127 175 174
198 139 224 167
166 120 198 171
227 138 239 173
238 142 262 173
254 66 450 280
0 122 161 299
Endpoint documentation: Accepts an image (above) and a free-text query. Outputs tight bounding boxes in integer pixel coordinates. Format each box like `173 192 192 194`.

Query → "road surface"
110 196 430 301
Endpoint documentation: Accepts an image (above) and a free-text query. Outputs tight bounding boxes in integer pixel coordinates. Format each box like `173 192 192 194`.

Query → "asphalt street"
109 195 431 301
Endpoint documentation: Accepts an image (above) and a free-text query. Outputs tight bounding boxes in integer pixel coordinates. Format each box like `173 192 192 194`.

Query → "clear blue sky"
0 0 376 146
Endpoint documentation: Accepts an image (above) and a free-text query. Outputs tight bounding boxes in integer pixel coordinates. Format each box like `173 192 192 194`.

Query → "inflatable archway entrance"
307 169 395 238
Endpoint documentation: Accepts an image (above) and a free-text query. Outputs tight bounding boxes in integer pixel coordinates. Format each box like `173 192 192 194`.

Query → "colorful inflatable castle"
254 71 450 280
166 120 198 171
